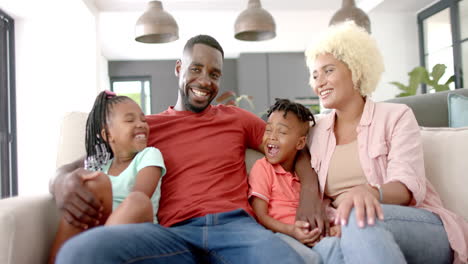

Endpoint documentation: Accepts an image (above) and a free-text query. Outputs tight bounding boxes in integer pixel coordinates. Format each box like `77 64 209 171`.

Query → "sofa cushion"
56 112 88 168
448 93 468 128
420 127 468 220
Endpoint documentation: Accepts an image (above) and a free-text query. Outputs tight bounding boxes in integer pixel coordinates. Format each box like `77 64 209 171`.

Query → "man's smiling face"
175 43 223 113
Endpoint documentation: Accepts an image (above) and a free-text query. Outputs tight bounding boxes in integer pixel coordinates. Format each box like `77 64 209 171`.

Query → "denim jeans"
309 205 453 264
276 233 342 264
56 209 305 264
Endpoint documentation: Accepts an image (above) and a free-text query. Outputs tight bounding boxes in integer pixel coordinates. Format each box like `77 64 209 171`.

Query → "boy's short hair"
267 98 315 135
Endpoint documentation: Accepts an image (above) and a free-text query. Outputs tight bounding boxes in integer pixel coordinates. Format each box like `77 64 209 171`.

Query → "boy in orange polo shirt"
249 98 341 263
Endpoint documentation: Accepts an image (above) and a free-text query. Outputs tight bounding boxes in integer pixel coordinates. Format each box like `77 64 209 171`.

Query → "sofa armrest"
0 194 60 264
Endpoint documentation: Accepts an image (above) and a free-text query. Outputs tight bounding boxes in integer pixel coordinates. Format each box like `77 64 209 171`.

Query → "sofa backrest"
56 112 87 168
56 100 467 221
385 88 468 127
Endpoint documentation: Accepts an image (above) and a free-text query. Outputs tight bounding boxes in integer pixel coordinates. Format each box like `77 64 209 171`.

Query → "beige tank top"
325 140 368 208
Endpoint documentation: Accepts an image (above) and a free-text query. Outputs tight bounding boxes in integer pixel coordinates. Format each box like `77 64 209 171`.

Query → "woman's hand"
335 184 384 228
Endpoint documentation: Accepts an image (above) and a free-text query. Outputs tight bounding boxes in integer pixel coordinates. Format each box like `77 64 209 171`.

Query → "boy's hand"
53 168 103 229
329 225 341 237
290 221 321 246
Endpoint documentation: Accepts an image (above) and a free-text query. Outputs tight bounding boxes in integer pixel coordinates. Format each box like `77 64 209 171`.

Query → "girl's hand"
335 184 384 228
290 221 321 246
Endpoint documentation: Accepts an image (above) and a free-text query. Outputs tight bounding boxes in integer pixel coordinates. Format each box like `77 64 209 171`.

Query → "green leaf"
389 81 408 91
396 92 412 97
407 67 427 95
410 67 428 85
444 75 455 86
432 84 449 92
430 64 446 83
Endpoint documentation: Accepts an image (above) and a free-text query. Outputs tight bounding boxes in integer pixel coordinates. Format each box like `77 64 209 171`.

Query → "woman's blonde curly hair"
305 21 384 97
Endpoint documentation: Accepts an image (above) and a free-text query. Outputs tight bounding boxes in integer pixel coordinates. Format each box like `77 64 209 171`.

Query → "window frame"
418 0 464 93
0 9 18 198
110 76 152 114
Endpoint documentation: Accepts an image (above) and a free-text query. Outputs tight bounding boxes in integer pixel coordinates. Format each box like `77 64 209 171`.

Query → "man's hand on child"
54 168 103 229
290 220 321 246
329 225 341 237
296 190 330 237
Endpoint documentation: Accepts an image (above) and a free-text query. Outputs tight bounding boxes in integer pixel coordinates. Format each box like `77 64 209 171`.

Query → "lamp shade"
234 0 276 41
329 0 371 33
135 1 179 43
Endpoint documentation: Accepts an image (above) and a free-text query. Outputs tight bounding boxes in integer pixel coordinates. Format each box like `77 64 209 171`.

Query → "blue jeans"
311 205 453 264
276 233 342 264
56 209 305 264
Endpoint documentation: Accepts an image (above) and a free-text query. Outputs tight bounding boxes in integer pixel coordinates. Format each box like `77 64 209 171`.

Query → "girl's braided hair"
84 91 130 170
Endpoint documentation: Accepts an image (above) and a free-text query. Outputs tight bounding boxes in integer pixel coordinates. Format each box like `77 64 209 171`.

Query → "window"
110 77 152 114
0 9 17 198
418 0 466 92
460 0 468 87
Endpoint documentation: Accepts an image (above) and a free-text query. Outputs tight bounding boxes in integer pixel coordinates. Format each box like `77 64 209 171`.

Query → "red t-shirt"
146 105 265 227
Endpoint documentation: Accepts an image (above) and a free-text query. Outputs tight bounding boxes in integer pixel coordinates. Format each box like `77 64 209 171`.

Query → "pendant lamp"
234 0 276 41
135 1 179 43
329 0 371 33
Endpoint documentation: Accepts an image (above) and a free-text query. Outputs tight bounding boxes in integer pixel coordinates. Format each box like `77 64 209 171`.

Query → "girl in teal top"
49 91 166 263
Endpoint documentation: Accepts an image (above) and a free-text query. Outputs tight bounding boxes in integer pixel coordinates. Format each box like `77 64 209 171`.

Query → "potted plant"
390 64 455 97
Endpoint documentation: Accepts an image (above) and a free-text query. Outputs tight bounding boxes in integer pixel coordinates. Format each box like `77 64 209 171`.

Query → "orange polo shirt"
249 157 301 225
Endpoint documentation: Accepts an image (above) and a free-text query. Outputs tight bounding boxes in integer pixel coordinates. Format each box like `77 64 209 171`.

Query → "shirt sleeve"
238 107 266 151
135 147 167 177
248 158 273 203
385 107 426 206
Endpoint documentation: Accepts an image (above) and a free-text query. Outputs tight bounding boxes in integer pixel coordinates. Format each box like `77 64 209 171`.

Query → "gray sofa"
0 89 467 264
386 88 468 127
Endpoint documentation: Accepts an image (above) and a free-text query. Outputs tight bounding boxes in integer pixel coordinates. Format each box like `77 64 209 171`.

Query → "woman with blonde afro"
302 21 468 263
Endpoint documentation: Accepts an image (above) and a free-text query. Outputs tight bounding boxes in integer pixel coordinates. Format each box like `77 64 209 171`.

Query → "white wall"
1 0 106 195
369 11 421 101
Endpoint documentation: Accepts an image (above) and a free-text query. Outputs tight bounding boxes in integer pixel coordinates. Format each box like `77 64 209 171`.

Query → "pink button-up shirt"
308 99 468 263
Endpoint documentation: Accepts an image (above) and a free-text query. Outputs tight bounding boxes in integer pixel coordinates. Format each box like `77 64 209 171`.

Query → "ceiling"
1 0 437 60
93 0 435 13
93 0 437 60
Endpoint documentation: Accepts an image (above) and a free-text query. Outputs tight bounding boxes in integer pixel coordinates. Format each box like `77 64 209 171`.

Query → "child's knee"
84 173 112 218
84 172 111 193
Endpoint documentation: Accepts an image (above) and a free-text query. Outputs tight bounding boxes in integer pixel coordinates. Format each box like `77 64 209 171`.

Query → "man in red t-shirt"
51 35 325 264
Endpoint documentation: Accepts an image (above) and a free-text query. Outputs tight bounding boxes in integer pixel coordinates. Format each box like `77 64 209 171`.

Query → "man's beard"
182 92 212 113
